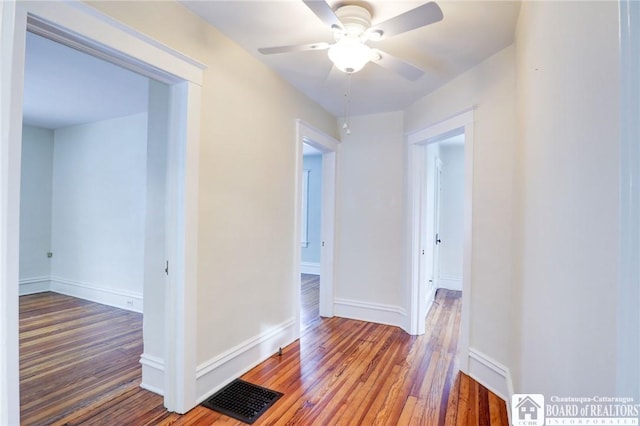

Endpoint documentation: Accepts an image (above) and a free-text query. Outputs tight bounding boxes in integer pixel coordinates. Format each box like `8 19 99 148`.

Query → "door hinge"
165 260 169 276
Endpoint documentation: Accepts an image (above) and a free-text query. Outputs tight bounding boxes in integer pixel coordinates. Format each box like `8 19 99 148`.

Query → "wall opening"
2 3 205 421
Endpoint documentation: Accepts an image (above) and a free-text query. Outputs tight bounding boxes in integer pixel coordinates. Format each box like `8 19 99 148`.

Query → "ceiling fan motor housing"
335 5 372 36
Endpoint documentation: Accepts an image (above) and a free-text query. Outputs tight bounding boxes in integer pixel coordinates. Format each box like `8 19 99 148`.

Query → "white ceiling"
180 0 521 117
22 1 520 129
23 32 149 130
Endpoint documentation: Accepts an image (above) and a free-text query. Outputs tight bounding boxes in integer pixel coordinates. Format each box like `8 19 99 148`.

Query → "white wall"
514 1 619 395
87 1 338 392
19 125 53 292
50 113 148 309
405 45 518 383
618 0 640 401
438 144 464 291
334 111 406 325
301 154 322 266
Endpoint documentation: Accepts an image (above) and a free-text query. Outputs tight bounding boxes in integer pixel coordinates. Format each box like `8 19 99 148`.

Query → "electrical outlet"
126 299 134 307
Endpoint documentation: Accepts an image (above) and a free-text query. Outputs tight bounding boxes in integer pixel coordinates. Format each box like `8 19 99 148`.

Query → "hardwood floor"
300 273 320 331
18 292 162 425
19 289 508 425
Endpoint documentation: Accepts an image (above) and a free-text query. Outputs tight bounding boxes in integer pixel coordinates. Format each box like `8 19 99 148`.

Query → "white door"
431 158 443 291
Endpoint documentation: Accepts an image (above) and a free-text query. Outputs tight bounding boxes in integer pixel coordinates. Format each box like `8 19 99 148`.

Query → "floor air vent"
201 379 283 424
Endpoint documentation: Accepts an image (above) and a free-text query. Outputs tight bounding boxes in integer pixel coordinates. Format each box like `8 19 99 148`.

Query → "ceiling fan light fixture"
368 29 384 41
328 38 372 74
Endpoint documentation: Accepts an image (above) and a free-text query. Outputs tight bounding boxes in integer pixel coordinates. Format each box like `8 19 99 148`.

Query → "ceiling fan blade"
303 0 343 30
258 42 330 55
371 49 424 81
374 2 443 39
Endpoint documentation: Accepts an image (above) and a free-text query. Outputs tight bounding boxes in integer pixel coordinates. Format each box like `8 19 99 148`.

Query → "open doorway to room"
17 30 173 424
407 110 474 372
424 134 465 295
295 121 339 336
3 4 203 420
300 143 323 330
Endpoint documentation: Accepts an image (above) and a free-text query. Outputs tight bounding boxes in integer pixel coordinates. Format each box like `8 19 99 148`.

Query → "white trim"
163 81 201 413
1 1 28 422
437 275 462 291
319 151 337 317
3 2 205 418
333 298 407 328
405 109 474 380
300 262 321 275
18 276 146 311
618 0 640 400
18 276 50 295
25 2 205 85
195 318 296 403
406 108 474 142
140 353 165 396
295 120 339 329
467 348 513 418
49 276 143 313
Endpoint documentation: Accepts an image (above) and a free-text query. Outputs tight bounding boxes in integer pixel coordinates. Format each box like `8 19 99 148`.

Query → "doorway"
1 3 204 421
424 134 465 294
18 30 165 422
300 143 322 330
19 31 150 308
294 121 339 337
407 109 474 373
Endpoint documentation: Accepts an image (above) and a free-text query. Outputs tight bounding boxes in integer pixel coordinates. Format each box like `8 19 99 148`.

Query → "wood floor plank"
444 371 461 426
19 287 508 425
456 372 471 426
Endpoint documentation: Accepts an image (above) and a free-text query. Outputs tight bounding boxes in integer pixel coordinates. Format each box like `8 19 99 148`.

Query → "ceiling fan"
258 1 443 81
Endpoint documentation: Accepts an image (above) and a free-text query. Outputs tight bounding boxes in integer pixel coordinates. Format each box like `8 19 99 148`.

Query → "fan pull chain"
343 73 352 135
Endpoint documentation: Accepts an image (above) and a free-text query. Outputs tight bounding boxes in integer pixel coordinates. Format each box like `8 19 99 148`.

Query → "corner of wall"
195 318 297 403
466 347 514 409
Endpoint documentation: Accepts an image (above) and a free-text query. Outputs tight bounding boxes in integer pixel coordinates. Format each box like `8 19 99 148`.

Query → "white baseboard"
334 298 406 329
19 276 51 295
140 353 165 396
195 317 297 403
467 347 514 413
300 261 320 275
438 275 462 291
50 276 143 313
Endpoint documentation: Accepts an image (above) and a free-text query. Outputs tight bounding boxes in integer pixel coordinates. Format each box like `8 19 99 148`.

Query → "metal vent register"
201 379 283 424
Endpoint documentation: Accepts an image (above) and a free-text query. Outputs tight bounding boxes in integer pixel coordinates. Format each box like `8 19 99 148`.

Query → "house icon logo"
511 394 544 426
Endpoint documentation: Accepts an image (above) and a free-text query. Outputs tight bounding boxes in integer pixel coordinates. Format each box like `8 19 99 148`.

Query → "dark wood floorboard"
19 292 157 426
19 288 508 425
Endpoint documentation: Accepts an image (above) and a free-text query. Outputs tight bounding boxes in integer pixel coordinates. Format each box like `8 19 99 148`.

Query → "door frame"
294 120 339 335
618 0 640 398
406 108 474 372
1 2 205 422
